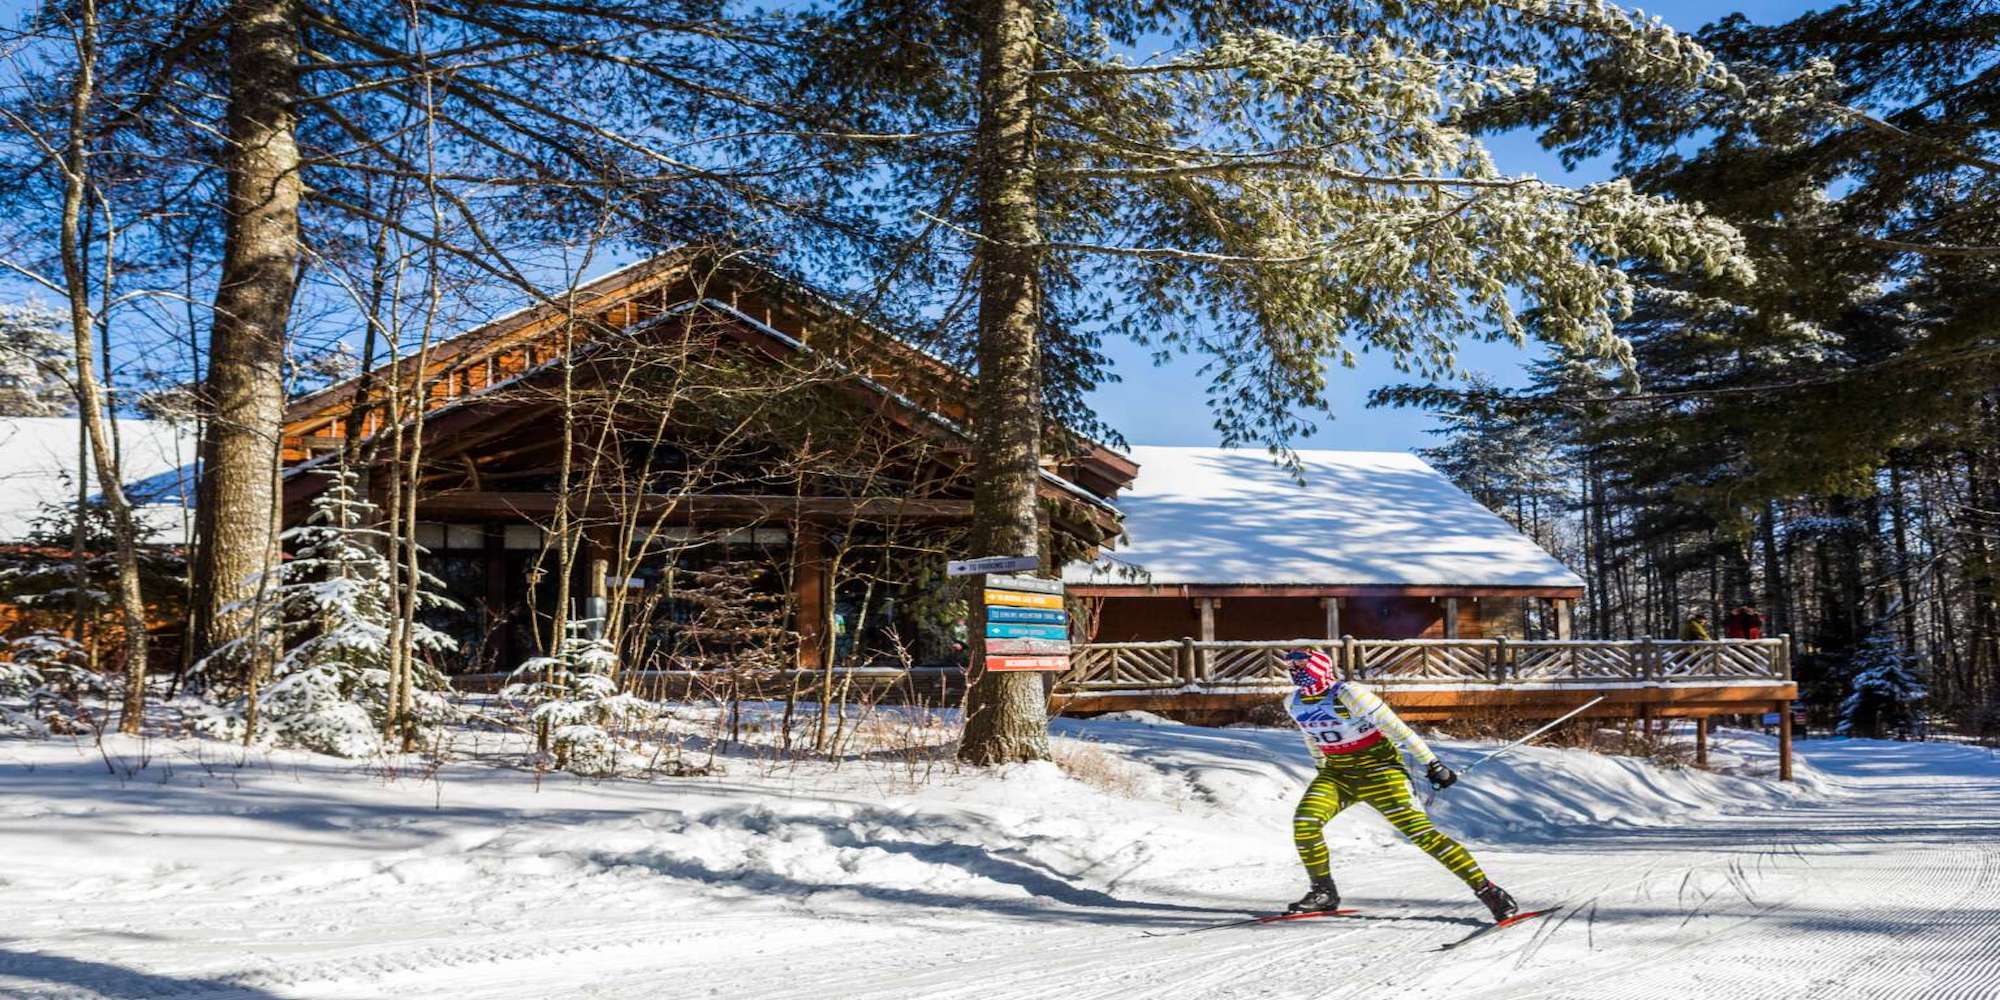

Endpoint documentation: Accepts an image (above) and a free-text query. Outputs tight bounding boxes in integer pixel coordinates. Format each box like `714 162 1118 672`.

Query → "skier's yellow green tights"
1292 738 1488 887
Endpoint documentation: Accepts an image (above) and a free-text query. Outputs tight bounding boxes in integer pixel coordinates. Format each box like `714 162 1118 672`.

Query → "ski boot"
1474 880 1518 922
1287 876 1341 914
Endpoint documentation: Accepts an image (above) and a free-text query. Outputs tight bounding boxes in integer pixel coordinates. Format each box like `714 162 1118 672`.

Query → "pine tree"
789 0 1765 763
502 620 655 776
1838 633 1928 739
0 632 104 736
1416 373 1570 547
0 303 71 417
193 468 457 757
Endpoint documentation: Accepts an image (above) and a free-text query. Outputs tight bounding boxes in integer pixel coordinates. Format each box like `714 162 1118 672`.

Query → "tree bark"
958 0 1050 766
192 0 302 671
58 0 150 733
1887 462 1919 651
1760 499 1790 638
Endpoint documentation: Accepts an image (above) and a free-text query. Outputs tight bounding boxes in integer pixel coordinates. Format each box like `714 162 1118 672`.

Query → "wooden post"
1341 635 1358 680
1443 597 1460 638
1695 716 1709 768
485 525 509 669
1321 596 1341 640
1778 699 1794 782
1554 598 1573 640
587 554 609 640
1196 597 1216 682
792 522 827 671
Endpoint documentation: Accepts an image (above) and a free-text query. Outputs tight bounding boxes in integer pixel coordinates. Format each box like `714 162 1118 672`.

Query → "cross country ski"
1437 907 1567 952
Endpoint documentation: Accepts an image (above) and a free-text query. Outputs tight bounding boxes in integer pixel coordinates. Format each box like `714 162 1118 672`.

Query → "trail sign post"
959 563 1073 672
948 555 1041 577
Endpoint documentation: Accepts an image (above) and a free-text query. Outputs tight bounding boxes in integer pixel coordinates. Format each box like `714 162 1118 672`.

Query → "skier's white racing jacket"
1285 681 1441 768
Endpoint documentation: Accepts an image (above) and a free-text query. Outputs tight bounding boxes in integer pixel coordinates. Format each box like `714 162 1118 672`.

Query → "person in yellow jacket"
1279 649 1517 921
1679 612 1712 641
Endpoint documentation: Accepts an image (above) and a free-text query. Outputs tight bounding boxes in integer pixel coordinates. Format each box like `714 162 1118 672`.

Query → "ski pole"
1426 694 1607 806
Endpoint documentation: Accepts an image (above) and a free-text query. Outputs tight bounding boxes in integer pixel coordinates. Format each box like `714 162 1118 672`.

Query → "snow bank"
1054 717 1830 851
0 710 1848 999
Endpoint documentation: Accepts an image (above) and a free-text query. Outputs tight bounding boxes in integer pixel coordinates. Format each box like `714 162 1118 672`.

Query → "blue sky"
1089 0 1823 455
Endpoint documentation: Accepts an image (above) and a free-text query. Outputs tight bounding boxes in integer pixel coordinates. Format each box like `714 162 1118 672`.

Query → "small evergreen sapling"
194 469 458 756
1837 634 1928 739
503 621 656 775
0 632 104 735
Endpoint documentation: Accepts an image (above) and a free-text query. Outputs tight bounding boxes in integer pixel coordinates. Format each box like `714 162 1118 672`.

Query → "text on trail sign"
947 555 1040 577
977 572 1072 673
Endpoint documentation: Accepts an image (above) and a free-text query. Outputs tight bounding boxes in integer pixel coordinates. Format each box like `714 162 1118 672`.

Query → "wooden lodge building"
277 254 1134 677
272 254 1599 680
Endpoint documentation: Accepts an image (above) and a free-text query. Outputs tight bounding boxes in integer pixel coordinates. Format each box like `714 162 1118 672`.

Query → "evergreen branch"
1054 161 1534 190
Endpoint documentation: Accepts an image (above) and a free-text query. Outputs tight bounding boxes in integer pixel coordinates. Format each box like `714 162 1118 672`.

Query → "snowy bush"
1837 634 1928 739
0 632 106 735
193 469 458 756
0 302 71 417
503 621 658 775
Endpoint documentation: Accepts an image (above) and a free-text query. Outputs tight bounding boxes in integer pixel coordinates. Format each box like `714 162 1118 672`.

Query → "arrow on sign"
947 555 1040 577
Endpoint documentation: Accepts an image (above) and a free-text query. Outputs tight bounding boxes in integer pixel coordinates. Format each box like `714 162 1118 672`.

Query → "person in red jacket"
1722 605 1766 640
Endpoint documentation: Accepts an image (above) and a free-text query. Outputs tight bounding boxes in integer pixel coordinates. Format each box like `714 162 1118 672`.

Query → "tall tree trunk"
1825 494 1869 656
58 0 150 733
1589 460 1613 637
959 0 1050 766
1887 462 1918 652
192 0 302 670
1760 499 1790 638
1967 409 2000 710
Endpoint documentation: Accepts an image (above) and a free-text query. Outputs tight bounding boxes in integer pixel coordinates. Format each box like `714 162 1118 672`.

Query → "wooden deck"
452 636 1799 777
1055 636 1799 778
459 636 1797 719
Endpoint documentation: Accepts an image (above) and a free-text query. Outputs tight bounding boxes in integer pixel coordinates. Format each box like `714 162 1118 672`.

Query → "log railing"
1061 637 1791 693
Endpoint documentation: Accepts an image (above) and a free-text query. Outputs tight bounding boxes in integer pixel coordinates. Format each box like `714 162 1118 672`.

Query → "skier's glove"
1426 760 1457 790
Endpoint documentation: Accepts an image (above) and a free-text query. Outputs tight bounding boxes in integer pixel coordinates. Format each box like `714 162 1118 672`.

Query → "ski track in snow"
2 731 1997 999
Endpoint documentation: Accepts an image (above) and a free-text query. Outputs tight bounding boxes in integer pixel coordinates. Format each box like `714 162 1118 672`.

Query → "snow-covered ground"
3 714 1995 999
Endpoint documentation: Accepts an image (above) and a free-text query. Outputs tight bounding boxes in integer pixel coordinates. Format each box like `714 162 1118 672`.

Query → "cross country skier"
1279 649 1518 922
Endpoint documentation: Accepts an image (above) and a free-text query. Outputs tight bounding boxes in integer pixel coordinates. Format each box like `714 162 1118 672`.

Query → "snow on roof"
0 417 198 544
1065 446 1584 590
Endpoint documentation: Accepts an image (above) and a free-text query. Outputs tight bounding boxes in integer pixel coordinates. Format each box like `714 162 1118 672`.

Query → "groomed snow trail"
3 731 1995 999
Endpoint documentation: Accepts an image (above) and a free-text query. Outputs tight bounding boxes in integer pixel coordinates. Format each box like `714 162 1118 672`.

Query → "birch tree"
0 1 165 732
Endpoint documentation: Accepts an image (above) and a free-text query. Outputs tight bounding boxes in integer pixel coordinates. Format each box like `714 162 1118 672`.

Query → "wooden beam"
1068 583 1588 600
794 522 828 671
1197 597 1217 643
1443 597 1460 639
1322 596 1341 639
417 490 975 522
1052 683 1801 721
1379 684 1798 710
1555 597 1573 640
1695 716 1709 768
